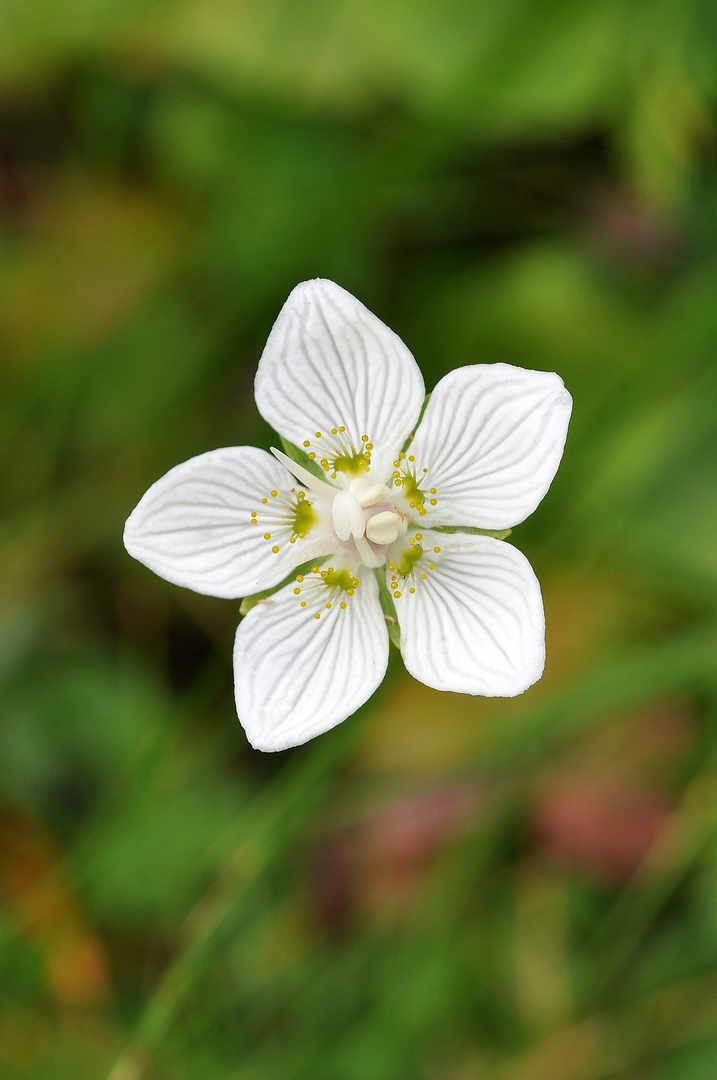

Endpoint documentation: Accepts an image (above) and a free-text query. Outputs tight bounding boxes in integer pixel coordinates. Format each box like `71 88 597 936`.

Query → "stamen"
292 564 360 618
300 425 373 478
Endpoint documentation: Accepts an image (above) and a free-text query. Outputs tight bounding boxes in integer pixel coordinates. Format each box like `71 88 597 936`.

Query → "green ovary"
292 498 318 536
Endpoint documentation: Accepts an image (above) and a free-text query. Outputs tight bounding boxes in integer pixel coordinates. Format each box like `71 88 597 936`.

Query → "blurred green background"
2 1 717 1077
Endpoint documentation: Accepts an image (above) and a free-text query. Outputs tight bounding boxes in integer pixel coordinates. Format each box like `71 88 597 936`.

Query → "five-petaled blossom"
124 279 572 751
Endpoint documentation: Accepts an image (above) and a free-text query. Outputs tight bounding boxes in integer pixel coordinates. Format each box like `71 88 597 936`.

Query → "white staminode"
365 511 402 545
124 278 572 752
332 490 365 542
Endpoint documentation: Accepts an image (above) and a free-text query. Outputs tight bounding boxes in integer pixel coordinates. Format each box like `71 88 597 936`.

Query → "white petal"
255 279 425 482
234 569 388 751
394 532 545 696
123 446 316 598
409 364 572 529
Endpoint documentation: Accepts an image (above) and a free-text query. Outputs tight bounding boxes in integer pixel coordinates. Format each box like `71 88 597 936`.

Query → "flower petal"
254 279 425 482
394 532 545 696
234 569 388 751
124 446 317 598
409 364 572 529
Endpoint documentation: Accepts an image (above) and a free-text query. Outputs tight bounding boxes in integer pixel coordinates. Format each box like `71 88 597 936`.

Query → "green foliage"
2 2 717 1078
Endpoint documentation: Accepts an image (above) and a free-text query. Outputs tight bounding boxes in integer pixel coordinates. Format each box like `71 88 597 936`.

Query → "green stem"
374 567 401 649
105 718 361 1080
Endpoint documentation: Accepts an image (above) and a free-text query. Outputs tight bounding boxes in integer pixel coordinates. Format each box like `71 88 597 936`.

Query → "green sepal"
374 568 401 650
279 437 327 483
432 525 512 540
401 392 431 454
239 557 327 616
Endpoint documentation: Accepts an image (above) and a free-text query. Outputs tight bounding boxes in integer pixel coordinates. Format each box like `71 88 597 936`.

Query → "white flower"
124 279 572 752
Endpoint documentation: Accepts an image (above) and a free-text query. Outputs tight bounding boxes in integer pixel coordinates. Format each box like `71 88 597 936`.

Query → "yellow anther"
326 603 332 609
315 432 322 438
271 490 278 497
261 497 268 504
399 452 406 460
347 588 355 596
408 455 415 462
366 443 373 450
430 487 437 494
361 435 368 442
298 491 305 499
272 546 280 553
393 471 401 478
308 452 316 459
251 510 257 516
429 563 435 570
416 533 423 541
294 588 301 595
301 601 307 607
321 571 328 579
394 591 401 598
409 537 415 545
421 572 427 579
340 602 347 609
394 461 400 468
264 533 271 540
434 546 441 553
296 575 304 583
331 428 338 435
409 587 416 594
315 613 321 620
303 440 311 447
430 499 437 505
311 566 320 574
340 426 346 432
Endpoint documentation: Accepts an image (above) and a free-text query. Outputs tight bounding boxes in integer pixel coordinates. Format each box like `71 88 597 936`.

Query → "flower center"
330 477 407 569
264 441 440 576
